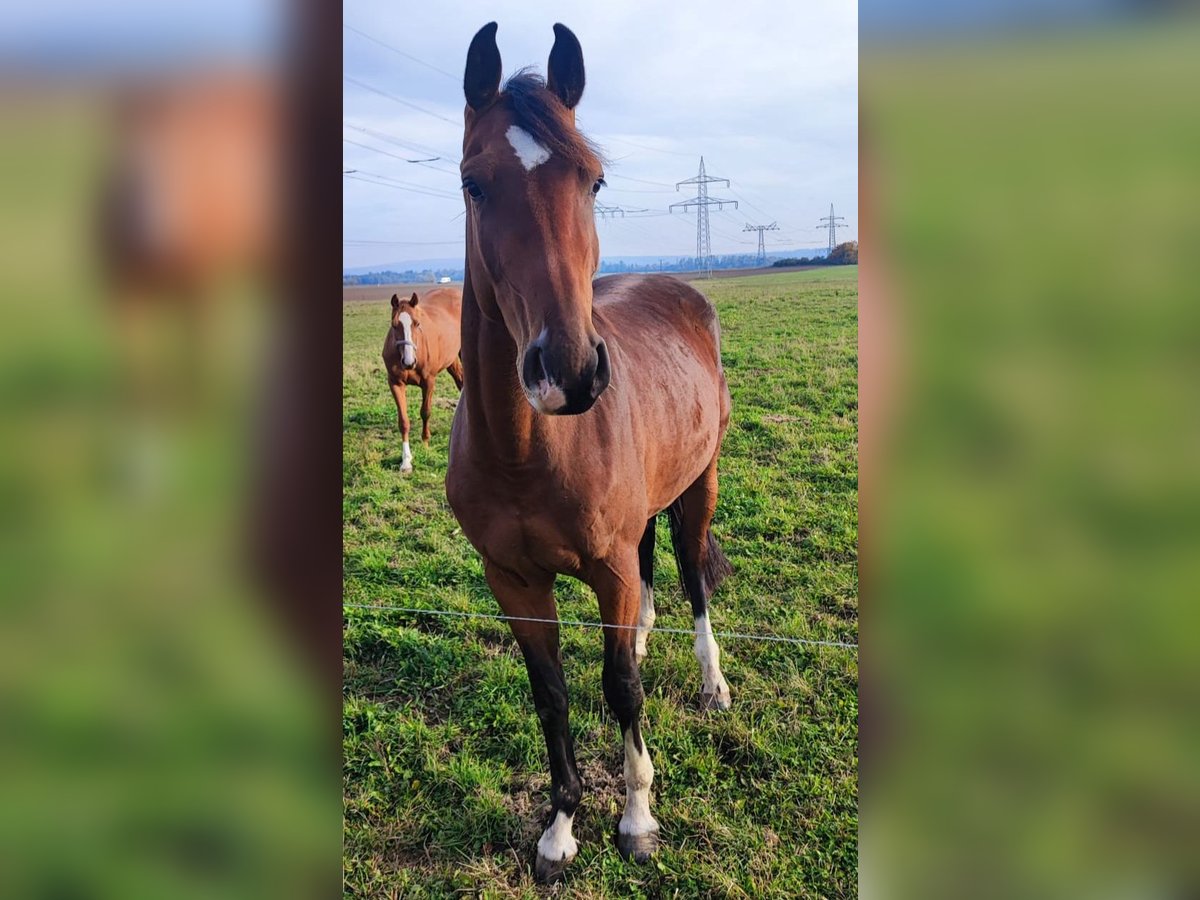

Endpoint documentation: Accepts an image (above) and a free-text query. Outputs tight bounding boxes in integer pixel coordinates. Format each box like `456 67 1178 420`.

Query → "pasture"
343 268 858 897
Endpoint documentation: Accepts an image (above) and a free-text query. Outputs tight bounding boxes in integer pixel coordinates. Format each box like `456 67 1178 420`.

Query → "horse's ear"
464 22 501 111
390 294 400 309
409 292 419 307
547 23 585 110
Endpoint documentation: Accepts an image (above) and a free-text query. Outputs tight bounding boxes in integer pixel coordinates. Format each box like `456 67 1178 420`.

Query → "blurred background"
5 0 1200 896
0 1 336 897
861 1 1200 897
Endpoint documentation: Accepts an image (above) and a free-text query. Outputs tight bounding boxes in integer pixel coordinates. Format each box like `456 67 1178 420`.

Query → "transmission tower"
817 203 847 255
594 202 626 219
743 221 779 266
669 157 737 277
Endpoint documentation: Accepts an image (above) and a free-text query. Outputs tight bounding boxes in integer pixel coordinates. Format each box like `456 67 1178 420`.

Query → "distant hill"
343 248 829 285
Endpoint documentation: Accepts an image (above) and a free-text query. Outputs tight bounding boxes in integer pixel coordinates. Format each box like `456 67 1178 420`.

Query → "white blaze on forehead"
398 312 416 367
506 125 552 171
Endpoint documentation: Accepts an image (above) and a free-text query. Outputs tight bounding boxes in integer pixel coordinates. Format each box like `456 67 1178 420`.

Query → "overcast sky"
343 0 857 269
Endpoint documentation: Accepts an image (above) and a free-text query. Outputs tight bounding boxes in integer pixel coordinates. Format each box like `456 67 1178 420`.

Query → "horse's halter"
394 317 420 364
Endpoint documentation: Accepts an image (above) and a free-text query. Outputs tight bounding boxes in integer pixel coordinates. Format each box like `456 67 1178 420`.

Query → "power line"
345 169 460 199
607 173 677 188
344 172 460 201
343 74 460 127
344 238 464 246
343 121 462 165
669 157 738 278
600 134 694 158
341 141 461 195
343 23 459 81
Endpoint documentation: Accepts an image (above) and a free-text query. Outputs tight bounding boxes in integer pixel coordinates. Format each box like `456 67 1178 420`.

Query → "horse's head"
390 292 421 370
461 22 610 415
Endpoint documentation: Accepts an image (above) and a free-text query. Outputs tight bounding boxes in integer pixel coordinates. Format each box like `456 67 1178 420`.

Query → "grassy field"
343 268 858 897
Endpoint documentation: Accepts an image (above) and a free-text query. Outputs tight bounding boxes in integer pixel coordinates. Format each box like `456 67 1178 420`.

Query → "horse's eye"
462 179 484 201
592 177 606 195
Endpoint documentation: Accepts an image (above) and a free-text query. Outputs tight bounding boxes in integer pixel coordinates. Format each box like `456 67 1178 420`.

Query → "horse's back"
593 274 723 368
421 287 464 371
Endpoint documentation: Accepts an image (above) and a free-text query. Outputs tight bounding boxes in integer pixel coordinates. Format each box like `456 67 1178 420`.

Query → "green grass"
343 268 858 897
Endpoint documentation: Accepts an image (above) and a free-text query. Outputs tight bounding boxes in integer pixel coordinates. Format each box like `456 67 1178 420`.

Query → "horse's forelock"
500 69 605 172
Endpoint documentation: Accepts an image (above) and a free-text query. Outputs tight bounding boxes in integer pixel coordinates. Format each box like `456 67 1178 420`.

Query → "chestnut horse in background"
446 23 733 882
97 73 280 402
383 288 464 473
99 72 280 313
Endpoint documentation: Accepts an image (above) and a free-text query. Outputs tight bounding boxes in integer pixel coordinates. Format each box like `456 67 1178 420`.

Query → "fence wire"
343 603 858 651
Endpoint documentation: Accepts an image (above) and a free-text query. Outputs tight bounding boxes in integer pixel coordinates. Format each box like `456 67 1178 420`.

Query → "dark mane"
501 68 606 172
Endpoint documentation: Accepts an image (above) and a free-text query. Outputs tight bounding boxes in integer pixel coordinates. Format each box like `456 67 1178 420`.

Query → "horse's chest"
448 466 613 576
387 362 421 386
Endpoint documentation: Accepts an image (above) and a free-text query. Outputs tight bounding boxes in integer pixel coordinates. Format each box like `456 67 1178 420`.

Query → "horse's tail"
700 527 732 597
666 499 732 601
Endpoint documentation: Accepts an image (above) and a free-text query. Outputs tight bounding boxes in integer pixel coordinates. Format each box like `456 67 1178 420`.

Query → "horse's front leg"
591 553 660 863
389 380 412 473
484 562 582 883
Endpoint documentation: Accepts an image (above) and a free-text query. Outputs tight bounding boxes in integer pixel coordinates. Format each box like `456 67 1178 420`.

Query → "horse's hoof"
534 853 571 884
617 829 659 864
701 685 732 711
399 462 413 474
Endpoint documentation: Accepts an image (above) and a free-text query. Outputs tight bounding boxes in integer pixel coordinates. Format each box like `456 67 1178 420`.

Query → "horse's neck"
460 283 537 462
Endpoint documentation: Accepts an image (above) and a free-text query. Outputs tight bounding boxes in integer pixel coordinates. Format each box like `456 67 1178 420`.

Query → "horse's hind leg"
635 517 656 662
447 356 465 391
484 562 583 884
667 456 733 710
419 375 435 444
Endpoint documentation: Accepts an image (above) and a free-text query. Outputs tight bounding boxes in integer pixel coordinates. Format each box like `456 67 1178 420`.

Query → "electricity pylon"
743 221 779 266
670 157 737 277
818 203 847 254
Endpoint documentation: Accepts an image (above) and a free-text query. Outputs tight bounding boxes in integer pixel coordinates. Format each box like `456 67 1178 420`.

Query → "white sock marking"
506 125 552 171
537 810 577 862
635 580 655 659
400 440 413 472
694 612 729 699
619 729 658 836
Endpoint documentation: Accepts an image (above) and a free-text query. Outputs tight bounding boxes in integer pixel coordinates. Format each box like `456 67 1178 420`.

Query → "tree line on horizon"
343 245 853 286
773 240 857 268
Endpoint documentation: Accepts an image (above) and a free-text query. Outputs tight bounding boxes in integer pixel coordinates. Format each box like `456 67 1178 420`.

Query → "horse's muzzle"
396 341 417 370
521 333 610 415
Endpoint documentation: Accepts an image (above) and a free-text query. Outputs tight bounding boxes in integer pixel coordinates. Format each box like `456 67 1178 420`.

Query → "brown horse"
382 288 464 472
445 23 733 882
100 71 280 307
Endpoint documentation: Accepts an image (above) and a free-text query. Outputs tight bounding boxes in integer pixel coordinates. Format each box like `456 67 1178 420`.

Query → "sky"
343 0 858 270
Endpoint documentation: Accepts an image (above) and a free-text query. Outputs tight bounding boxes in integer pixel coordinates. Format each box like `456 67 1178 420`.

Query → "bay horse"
382 288 465 473
445 23 733 882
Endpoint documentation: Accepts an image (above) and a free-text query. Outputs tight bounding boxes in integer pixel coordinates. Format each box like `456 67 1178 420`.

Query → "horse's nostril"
591 340 611 399
522 344 546 390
